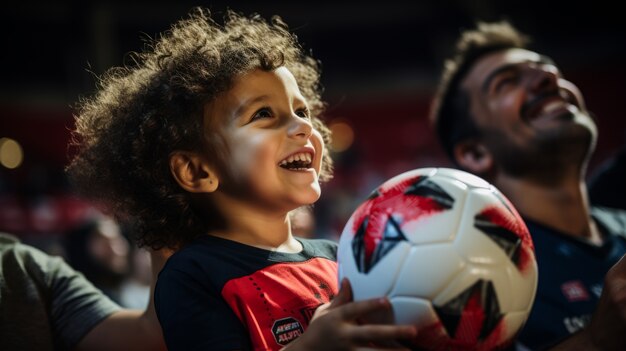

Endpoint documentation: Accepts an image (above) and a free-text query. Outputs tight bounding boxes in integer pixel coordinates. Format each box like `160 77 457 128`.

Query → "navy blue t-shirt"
154 235 338 351
517 207 626 350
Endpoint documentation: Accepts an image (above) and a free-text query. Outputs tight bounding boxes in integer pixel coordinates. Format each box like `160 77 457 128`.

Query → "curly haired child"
67 7 416 351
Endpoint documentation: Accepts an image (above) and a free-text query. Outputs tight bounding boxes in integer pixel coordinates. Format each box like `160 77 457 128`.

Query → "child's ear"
453 140 493 175
169 151 219 193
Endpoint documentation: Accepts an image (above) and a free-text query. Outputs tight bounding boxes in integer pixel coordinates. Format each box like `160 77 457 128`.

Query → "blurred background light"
329 120 355 152
0 137 24 169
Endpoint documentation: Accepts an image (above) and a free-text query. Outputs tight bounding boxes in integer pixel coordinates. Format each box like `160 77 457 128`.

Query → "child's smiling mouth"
279 151 314 171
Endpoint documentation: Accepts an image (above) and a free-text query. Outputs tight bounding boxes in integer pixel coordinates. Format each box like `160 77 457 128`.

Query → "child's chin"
295 190 321 207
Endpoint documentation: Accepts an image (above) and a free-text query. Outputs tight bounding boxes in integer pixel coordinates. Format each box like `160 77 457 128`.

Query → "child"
67 7 416 351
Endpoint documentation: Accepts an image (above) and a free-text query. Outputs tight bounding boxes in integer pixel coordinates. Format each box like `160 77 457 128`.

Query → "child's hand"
283 278 417 351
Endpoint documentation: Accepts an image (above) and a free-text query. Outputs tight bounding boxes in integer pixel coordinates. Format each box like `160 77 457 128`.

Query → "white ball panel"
342 241 412 301
402 175 468 245
390 244 465 300
390 296 439 328
435 168 491 189
402 214 457 245
489 267 516 313
378 168 437 194
432 264 508 313
454 189 511 266
505 263 538 312
453 226 509 266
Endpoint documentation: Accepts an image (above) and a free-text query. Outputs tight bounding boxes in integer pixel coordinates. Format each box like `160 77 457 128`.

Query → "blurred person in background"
120 247 153 309
65 213 135 306
65 212 153 309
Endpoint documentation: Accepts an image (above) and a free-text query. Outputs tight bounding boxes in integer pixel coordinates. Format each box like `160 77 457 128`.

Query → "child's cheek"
312 129 325 174
231 134 274 177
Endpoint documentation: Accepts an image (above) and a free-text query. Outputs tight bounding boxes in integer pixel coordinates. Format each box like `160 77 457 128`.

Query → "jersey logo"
272 317 304 346
561 281 590 302
590 284 603 298
563 314 591 333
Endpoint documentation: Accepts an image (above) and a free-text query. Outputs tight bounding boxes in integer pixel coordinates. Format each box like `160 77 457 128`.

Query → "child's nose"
288 114 313 138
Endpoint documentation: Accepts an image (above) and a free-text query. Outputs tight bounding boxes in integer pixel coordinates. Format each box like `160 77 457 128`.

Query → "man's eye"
252 108 273 121
295 108 310 119
494 75 517 92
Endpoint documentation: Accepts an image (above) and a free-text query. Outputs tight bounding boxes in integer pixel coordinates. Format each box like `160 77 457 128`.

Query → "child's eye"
295 107 310 119
251 107 273 121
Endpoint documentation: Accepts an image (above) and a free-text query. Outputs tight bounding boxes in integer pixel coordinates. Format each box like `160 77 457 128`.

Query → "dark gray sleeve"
22 244 122 350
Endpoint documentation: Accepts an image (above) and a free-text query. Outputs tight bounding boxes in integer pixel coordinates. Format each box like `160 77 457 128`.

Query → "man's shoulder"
591 206 626 238
0 232 20 246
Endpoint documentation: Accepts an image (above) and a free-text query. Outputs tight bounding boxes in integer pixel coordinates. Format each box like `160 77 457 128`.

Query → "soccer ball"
337 168 537 350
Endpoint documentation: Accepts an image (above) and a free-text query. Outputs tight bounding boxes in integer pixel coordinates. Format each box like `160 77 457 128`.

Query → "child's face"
205 66 324 213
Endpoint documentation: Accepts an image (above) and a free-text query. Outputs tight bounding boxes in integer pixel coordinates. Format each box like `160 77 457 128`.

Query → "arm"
548 254 626 351
282 278 417 351
77 248 173 351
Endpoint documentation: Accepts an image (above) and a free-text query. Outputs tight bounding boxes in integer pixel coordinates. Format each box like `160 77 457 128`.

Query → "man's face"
460 48 597 178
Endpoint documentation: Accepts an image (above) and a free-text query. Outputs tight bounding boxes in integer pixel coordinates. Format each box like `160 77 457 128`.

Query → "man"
0 232 168 350
588 142 626 210
430 21 626 350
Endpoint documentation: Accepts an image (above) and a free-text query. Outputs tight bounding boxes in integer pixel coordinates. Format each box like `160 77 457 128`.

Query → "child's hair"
66 7 333 250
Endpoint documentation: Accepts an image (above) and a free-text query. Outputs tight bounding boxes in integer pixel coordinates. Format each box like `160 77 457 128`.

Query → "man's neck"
493 173 603 245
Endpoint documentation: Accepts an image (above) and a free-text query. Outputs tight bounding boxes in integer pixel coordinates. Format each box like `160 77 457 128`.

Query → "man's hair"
67 8 333 250
429 21 530 162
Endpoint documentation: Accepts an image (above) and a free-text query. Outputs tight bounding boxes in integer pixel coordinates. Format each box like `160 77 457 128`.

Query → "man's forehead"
463 48 544 89
475 49 542 75
493 48 542 63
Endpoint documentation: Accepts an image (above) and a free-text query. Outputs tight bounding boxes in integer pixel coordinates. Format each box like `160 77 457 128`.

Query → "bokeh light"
329 121 355 153
0 137 24 169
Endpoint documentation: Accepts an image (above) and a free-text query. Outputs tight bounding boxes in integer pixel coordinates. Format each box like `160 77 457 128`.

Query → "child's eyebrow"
234 95 270 118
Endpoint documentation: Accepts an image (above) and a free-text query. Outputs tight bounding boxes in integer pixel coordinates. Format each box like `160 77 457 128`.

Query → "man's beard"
484 117 596 185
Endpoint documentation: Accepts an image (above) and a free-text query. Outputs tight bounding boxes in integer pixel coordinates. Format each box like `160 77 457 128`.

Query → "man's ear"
169 151 219 193
453 140 493 175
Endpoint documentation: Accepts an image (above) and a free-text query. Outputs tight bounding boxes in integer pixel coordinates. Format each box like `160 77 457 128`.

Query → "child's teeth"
280 153 313 167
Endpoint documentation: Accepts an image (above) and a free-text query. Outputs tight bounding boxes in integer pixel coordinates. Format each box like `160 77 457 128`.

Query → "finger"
348 324 417 344
338 297 393 321
611 254 626 275
330 278 353 308
310 301 332 322
606 255 626 285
